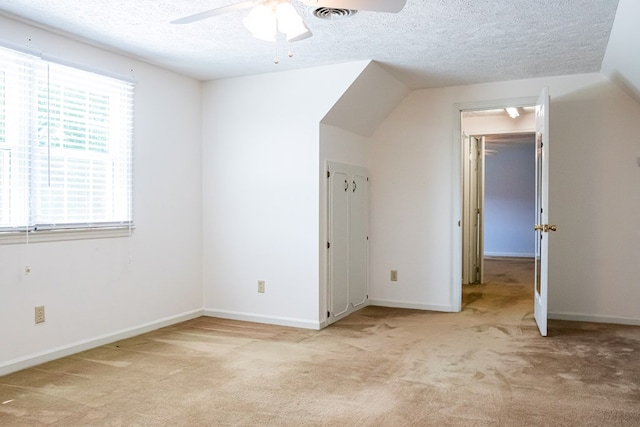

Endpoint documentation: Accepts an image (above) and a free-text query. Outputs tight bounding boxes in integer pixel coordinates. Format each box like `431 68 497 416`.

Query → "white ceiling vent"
312 7 357 20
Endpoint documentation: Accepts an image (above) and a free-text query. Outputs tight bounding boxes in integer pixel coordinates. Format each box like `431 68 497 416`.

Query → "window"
0 46 133 237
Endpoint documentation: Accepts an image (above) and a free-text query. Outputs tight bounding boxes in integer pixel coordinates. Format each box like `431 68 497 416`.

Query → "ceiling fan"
171 0 407 43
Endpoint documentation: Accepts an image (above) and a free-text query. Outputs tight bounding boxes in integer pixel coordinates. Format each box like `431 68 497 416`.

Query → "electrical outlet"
34 306 45 324
390 270 398 282
258 280 265 293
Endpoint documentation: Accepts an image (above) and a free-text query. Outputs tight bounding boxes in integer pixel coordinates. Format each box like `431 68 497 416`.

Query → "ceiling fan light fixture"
243 4 278 42
276 2 311 42
243 1 311 43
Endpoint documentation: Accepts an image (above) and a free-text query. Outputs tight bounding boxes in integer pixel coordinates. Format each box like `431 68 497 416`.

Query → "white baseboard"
367 299 454 312
0 309 203 377
549 311 640 326
485 252 535 258
203 309 322 330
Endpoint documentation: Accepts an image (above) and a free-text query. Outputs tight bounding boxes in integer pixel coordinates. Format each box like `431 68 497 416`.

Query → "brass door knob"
534 225 544 231
546 224 557 232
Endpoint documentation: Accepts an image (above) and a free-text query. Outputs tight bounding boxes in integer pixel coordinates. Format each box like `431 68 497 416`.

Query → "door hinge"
327 170 330 178
328 311 331 318
327 241 330 249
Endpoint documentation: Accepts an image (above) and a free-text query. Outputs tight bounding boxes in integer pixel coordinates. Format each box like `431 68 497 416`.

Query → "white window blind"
0 46 134 233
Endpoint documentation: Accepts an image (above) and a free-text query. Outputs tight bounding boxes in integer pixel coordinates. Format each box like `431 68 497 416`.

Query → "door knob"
545 224 557 232
534 225 544 231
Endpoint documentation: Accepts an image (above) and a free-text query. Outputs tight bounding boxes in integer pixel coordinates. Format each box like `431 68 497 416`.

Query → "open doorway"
460 106 535 307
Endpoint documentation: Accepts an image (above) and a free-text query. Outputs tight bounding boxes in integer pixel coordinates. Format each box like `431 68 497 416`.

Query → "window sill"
0 226 134 245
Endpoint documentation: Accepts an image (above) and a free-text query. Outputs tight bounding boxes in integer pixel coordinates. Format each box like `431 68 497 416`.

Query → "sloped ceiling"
322 61 409 136
601 0 640 103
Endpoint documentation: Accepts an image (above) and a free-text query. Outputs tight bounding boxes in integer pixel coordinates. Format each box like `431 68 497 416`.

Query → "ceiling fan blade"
288 28 312 42
297 0 406 13
171 0 262 24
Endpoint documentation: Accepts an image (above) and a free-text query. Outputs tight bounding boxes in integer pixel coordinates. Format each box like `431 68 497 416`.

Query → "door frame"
462 134 485 285
451 97 537 312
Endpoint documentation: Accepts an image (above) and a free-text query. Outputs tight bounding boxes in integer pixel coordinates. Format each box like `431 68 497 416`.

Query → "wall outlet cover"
34 306 45 324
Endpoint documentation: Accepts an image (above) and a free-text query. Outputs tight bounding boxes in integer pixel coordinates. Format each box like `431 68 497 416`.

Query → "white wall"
201 62 368 329
0 17 203 375
368 73 640 324
548 77 640 324
320 125 370 170
368 86 458 311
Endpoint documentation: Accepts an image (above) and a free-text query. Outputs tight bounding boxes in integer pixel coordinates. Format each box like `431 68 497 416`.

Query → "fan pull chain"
273 41 296 64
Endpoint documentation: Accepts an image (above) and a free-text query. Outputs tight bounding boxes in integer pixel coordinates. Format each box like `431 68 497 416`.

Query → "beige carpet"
1 258 639 426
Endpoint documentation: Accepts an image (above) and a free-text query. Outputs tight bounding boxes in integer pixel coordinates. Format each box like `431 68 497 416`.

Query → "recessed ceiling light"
505 107 519 118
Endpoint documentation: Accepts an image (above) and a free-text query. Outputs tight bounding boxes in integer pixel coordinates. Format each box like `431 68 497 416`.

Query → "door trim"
451 97 537 312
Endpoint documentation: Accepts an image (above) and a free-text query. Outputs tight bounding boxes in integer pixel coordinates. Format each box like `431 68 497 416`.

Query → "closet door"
329 169 350 318
349 171 368 308
327 162 369 323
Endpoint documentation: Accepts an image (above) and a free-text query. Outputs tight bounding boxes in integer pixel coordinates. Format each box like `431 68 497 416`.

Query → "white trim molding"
0 309 202 377
203 309 322 330
485 252 535 258
549 312 640 327
368 299 454 312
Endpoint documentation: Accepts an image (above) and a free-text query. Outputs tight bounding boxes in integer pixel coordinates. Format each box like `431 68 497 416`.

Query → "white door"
327 162 369 323
534 87 553 337
329 169 350 318
349 171 368 308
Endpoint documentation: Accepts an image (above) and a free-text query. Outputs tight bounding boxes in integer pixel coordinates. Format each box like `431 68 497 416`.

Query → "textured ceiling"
0 0 620 89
